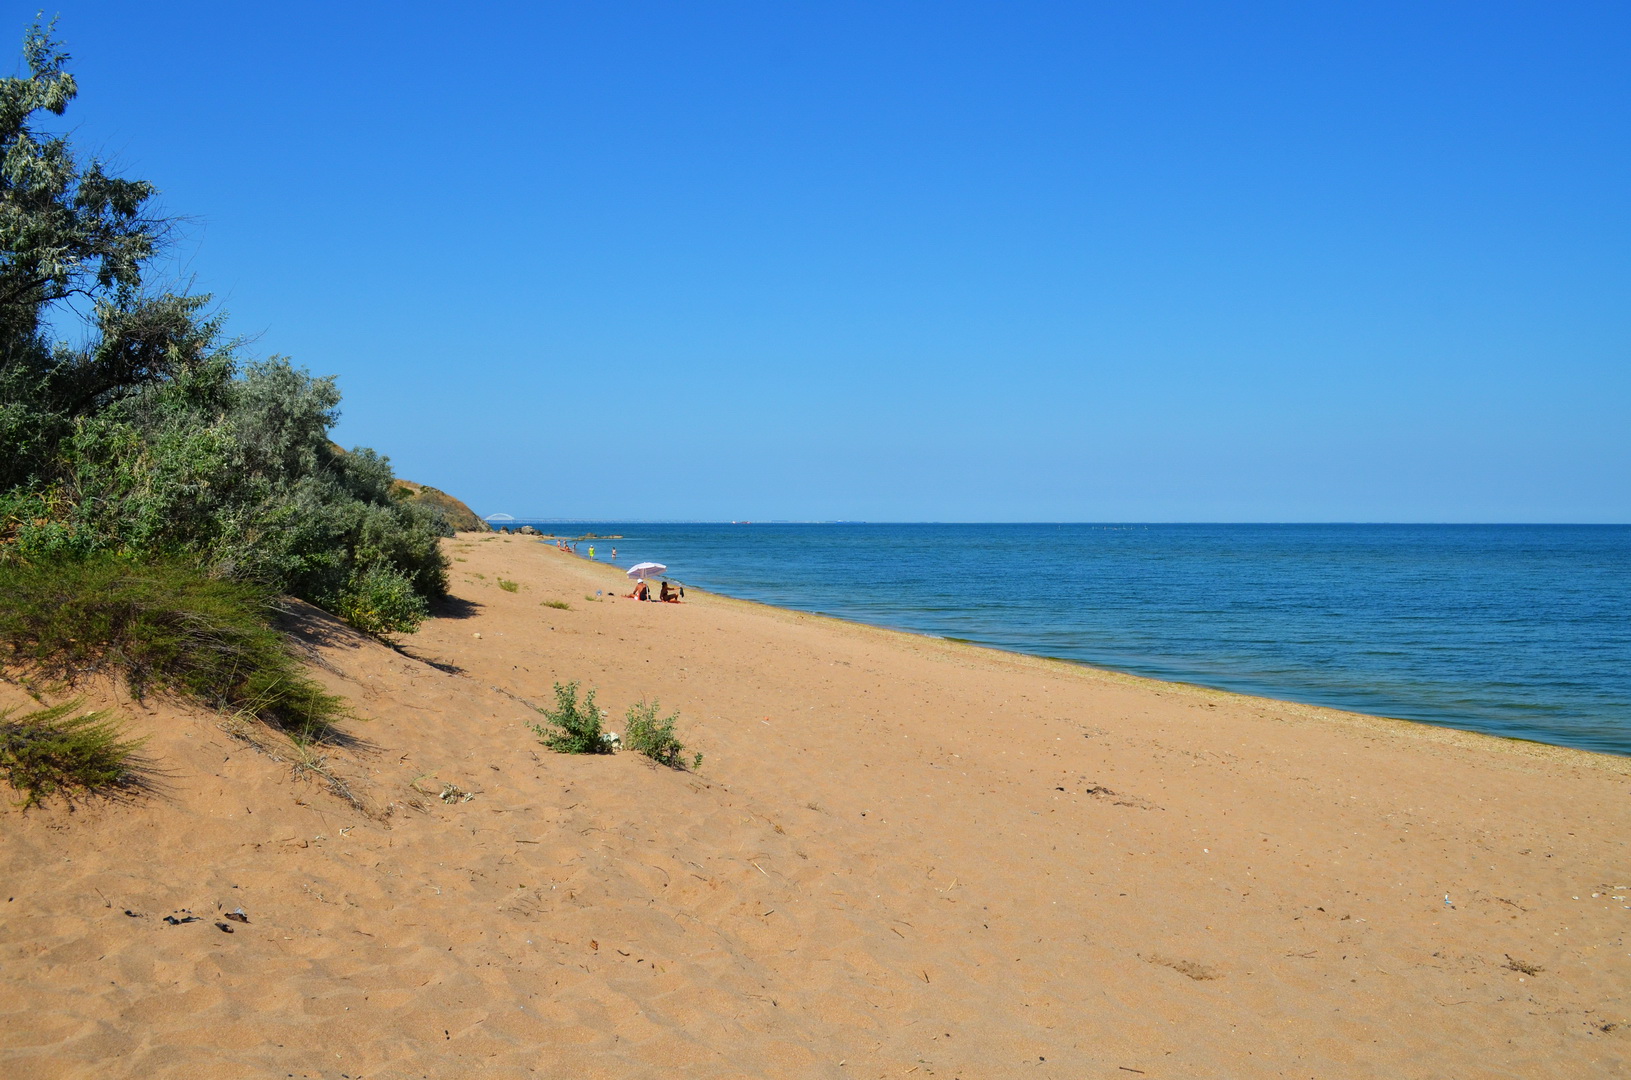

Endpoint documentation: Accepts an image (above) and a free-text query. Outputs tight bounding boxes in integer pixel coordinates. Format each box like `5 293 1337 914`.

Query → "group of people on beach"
552 540 616 560
627 579 683 603
541 534 670 600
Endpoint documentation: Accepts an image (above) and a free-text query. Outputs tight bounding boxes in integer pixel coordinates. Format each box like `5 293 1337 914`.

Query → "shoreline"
563 541 1631 772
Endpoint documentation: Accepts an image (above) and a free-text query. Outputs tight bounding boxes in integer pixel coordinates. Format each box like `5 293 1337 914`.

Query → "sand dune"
2 532 1627 1078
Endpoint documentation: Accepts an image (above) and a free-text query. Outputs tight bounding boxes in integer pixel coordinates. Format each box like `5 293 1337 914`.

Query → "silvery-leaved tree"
0 17 220 491
0 20 450 636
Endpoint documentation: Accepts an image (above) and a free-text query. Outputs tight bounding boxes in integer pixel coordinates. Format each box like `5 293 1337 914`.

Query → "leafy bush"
0 700 143 808
623 699 690 768
0 26 450 639
333 563 430 637
497 578 519 593
528 681 610 754
0 306 453 641
541 599 571 610
0 556 348 740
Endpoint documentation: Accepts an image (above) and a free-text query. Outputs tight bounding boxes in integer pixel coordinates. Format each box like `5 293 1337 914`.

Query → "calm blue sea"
512 523 1631 756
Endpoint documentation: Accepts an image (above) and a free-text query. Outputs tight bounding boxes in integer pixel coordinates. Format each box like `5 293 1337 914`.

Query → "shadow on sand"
430 595 482 621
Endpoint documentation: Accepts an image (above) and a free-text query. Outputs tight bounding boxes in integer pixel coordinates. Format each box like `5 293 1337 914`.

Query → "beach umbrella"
626 562 667 580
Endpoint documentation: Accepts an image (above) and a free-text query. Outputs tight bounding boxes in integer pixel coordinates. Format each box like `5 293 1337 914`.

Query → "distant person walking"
589 545 596 559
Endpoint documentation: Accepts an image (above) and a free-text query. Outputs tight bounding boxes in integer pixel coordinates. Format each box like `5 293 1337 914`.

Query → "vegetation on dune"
0 556 349 741
0 21 450 637
333 561 432 639
0 21 475 802
0 700 143 808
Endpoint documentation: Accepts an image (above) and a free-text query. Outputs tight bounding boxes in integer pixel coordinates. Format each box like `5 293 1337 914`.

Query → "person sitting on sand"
628 580 650 601
659 581 680 603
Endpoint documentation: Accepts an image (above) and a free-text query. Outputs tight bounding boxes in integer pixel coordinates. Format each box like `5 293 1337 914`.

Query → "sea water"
514 523 1631 756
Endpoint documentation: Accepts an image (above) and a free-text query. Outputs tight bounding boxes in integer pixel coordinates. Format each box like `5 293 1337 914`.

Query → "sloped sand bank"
2 533 1627 1078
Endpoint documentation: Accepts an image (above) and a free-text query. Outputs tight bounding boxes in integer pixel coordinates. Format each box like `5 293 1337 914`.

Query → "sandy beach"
2 532 1627 1079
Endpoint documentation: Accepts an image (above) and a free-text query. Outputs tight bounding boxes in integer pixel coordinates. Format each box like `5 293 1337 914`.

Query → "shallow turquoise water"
517 523 1631 756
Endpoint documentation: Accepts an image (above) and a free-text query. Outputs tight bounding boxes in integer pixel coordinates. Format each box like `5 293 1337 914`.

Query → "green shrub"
205 418 451 621
541 599 571 610
528 681 610 754
0 701 143 808
0 555 348 740
623 698 689 768
497 578 519 593
2 350 453 636
334 562 430 637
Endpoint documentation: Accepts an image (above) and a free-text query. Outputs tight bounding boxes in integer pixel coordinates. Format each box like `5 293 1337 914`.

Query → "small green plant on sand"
528 681 610 754
0 701 144 808
623 699 692 769
541 599 571 610
497 578 519 593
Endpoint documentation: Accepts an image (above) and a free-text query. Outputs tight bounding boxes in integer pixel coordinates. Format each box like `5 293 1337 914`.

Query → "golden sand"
2 533 1627 1078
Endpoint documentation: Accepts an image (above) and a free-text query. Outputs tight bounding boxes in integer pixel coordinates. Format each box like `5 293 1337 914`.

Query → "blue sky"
23 2 1630 521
